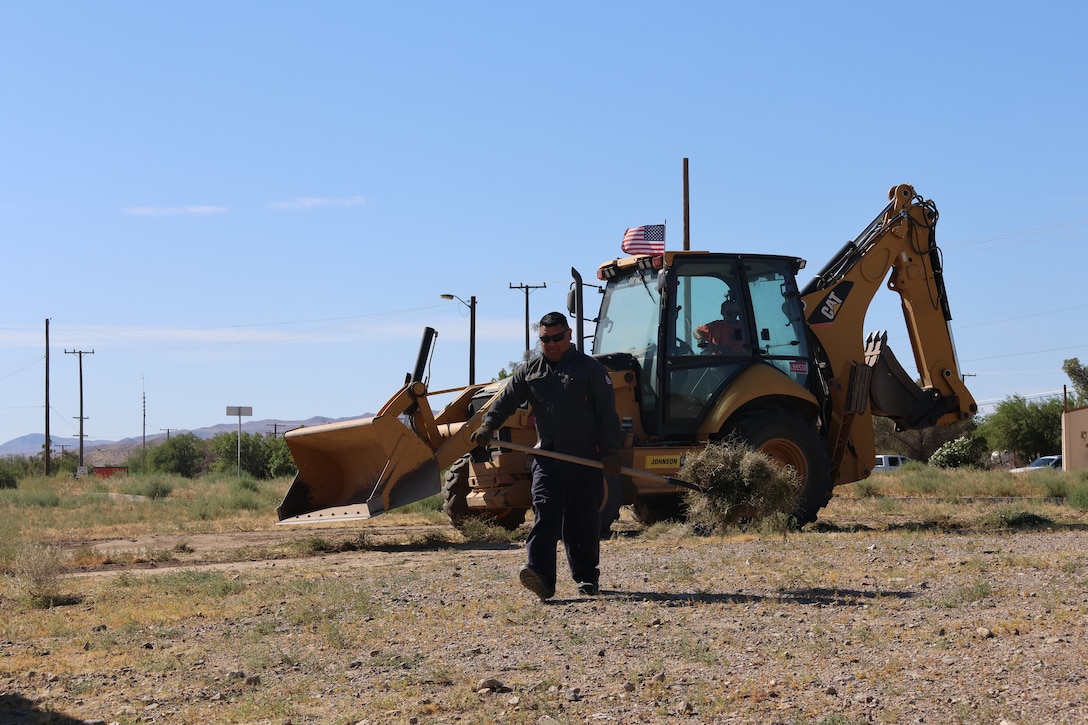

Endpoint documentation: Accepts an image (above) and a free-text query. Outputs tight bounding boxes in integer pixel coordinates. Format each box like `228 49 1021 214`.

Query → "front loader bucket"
277 412 440 524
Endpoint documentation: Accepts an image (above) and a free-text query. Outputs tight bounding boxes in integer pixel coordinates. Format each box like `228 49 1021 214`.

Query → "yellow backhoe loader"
277 184 976 529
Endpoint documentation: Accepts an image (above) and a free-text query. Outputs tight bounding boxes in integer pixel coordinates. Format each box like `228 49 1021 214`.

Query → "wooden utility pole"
44 319 51 476
683 157 690 251
509 282 547 356
65 349 94 468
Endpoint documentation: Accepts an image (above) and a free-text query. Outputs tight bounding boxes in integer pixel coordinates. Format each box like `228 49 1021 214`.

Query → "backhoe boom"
800 184 976 484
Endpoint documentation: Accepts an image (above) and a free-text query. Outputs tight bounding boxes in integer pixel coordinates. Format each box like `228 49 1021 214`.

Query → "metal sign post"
225 406 253 477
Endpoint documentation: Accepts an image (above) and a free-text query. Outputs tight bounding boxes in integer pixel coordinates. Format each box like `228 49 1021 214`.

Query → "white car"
1009 455 1062 473
873 454 913 472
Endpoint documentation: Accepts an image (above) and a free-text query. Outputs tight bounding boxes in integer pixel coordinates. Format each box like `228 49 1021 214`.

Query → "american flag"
621 224 666 255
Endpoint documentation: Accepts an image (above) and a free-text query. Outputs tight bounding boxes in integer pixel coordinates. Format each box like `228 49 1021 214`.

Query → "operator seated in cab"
694 297 748 355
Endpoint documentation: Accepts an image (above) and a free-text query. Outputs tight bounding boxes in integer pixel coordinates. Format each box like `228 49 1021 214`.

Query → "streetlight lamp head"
440 293 476 385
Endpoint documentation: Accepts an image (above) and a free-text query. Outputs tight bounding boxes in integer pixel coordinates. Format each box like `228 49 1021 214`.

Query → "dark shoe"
577 582 599 596
519 566 554 601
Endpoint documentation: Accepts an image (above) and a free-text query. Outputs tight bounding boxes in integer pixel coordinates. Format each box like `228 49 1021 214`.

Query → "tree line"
878 357 1087 468
0 431 297 487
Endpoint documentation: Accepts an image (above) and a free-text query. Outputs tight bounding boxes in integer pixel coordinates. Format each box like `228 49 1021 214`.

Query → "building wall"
1061 405 1088 472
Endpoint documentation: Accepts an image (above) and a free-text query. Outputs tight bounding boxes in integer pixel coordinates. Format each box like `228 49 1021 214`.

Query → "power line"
944 219 1088 253
962 343 1088 363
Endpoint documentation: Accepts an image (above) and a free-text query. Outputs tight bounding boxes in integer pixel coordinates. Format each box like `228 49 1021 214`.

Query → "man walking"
471 312 622 600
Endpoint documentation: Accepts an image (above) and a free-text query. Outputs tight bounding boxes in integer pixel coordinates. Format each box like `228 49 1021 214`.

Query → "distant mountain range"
0 416 370 464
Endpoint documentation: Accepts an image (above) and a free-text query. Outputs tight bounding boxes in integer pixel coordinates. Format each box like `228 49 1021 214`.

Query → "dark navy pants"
525 456 604 589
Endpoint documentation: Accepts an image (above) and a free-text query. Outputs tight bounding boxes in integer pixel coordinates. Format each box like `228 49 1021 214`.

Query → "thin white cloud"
269 196 366 210
123 205 229 216
0 308 450 349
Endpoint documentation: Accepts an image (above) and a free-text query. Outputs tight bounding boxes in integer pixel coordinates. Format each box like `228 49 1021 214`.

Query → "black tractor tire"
441 455 527 531
630 493 686 527
719 408 833 527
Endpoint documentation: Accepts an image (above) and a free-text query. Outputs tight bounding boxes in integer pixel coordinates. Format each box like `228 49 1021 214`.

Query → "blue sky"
2 1 1086 447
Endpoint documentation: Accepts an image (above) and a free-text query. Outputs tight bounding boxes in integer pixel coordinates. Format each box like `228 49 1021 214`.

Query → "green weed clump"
155 569 246 598
853 478 882 498
899 467 943 496
940 579 992 607
679 440 799 536
120 476 173 499
395 493 450 524
979 506 1054 530
1066 477 1088 511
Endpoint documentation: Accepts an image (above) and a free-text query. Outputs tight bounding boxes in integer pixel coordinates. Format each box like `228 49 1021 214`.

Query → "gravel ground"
2 516 1087 724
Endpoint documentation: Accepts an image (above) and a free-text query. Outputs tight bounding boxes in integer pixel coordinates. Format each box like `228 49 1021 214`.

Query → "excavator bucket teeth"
276 413 440 524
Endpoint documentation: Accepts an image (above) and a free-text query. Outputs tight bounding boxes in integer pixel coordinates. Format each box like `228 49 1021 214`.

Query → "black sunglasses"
539 331 568 344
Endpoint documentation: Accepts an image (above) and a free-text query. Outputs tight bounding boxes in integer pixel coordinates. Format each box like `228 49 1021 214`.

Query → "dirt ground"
3 506 1088 725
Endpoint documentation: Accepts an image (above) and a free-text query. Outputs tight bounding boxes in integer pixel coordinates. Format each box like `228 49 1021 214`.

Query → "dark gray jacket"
482 347 622 460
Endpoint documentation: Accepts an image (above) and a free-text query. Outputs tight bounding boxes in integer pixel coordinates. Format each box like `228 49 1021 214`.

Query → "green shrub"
0 468 17 490
4 487 61 508
149 433 206 478
122 477 173 499
900 468 941 495
1040 476 1069 498
929 436 986 469
233 476 261 493
1068 479 1088 511
853 478 881 498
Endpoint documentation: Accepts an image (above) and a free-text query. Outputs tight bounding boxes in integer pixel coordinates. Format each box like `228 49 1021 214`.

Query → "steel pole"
469 295 476 385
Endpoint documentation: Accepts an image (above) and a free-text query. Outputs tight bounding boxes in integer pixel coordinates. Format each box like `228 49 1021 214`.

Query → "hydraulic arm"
800 184 977 483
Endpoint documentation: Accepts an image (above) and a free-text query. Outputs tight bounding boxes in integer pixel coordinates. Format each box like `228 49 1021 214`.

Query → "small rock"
476 677 505 692
825 686 838 696
245 675 261 686
976 627 994 639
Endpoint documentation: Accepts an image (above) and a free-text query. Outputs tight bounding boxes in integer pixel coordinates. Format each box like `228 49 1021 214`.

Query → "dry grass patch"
10 541 68 607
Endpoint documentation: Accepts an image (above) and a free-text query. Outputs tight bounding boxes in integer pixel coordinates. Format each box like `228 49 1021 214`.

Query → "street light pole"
440 294 477 385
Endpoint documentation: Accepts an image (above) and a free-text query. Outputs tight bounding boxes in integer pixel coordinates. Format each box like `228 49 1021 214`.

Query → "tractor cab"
589 252 813 440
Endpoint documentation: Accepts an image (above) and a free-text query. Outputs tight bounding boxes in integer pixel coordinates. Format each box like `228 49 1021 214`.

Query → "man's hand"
601 452 622 477
470 425 494 446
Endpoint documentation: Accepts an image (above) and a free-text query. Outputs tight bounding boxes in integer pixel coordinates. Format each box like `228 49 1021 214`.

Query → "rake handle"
488 439 705 494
